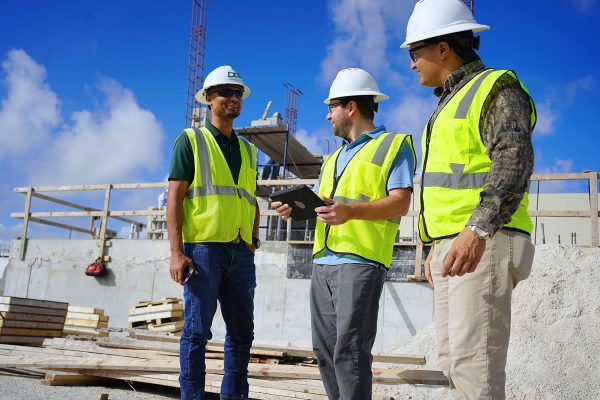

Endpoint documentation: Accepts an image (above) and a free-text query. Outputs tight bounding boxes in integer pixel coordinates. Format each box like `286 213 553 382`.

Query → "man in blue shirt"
273 68 415 400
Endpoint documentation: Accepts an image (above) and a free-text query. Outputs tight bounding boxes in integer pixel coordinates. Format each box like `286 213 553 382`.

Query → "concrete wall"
2 239 433 353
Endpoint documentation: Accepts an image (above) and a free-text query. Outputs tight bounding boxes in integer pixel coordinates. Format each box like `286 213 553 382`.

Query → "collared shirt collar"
342 125 386 149
443 60 486 94
205 120 236 139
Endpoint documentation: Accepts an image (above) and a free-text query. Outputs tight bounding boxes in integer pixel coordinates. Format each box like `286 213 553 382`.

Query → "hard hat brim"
323 91 389 104
400 23 490 48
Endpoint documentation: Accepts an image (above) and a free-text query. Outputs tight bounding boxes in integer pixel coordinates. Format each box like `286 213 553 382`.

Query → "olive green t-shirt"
168 121 242 184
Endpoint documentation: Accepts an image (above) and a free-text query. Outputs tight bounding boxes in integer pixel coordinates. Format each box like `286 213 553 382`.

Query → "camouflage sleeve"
468 75 534 236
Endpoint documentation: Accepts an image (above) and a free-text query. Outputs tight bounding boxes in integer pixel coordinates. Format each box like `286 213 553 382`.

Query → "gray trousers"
310 263 386 400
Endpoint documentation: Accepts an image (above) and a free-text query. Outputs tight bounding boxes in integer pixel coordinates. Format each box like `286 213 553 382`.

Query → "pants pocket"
509 232 535 286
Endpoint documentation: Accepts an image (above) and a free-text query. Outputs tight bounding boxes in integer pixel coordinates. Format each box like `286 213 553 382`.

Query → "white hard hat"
323 68 388 104
400 0 490 48
195 65 251 104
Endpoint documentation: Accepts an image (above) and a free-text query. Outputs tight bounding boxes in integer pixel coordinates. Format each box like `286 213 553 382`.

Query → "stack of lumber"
64 306 109 337
0 296 68 345
0 333 448 399
128 297 183 335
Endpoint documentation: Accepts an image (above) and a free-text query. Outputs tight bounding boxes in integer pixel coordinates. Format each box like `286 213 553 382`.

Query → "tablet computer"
269 185 327 221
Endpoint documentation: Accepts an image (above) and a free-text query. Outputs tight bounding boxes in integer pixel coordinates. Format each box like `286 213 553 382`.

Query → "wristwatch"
252 236 261 249
468 225 490 240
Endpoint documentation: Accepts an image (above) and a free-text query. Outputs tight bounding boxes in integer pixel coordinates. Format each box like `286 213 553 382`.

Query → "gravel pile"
375 245 600 400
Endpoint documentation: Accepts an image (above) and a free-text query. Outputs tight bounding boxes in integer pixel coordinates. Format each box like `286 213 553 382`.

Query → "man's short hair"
336 96 378 120
426 30 481 63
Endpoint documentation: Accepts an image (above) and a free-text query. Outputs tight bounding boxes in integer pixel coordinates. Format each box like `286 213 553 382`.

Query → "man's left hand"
442 227 486 278
315 197 351 225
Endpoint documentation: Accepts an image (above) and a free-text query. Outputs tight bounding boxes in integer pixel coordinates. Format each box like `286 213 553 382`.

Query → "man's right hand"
424 248 434 288
271 201 292 221
170 251 193 285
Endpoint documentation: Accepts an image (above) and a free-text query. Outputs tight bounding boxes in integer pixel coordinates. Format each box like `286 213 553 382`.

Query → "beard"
332 114 352 141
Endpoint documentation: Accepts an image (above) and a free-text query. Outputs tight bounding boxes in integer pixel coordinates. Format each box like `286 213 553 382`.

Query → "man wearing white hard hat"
167 65 259 400
402 1 536 398
273 68 416 399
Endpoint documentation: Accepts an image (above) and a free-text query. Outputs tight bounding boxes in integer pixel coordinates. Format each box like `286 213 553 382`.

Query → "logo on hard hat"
228 72 242 80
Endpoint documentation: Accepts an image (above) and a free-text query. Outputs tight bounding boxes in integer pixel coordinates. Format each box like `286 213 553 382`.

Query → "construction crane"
184 0 209 128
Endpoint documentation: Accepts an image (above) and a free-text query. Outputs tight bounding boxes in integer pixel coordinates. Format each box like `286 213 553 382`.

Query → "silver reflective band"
371 133 397 166
238 187 257 206
454 69 494 119
193 128 213 187
332 193 371 204
422 171 488 189
186 185 237 198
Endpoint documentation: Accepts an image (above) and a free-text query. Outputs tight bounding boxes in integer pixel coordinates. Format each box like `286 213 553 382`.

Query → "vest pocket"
430 119 471 164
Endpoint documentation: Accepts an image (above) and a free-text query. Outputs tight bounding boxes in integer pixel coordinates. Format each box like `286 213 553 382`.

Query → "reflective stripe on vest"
419 69 535 243
182 127 257 243
313 132 416 268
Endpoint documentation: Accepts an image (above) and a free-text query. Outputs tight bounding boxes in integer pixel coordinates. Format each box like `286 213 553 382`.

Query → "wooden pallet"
128 298 183 332
64 305 110 337
0 297 68 345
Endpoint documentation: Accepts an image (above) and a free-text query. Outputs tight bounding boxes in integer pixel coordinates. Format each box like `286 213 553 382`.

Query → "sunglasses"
210 87 244 99
327 102 346 113
409 42 434 62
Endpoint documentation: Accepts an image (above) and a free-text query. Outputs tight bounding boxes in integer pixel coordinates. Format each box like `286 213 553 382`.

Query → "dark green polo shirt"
168 121 242 184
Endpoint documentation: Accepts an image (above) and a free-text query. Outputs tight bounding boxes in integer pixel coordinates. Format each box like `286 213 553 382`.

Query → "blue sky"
1 0 599 240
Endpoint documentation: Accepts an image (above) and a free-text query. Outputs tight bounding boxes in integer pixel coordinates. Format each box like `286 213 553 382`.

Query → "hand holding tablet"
269 185 327 221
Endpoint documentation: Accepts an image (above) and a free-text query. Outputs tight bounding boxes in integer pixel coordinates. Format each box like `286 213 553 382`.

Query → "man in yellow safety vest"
167 65 260 400
273 68 416 399
401 1 536 398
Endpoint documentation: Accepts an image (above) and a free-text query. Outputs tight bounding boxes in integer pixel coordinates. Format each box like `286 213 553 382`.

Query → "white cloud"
294 128 333 156
534 100 559 136
319 0 410 87
0 222 22 242
535 158 578 193
381 94 436 162
28 77 165 185
0 49 61 161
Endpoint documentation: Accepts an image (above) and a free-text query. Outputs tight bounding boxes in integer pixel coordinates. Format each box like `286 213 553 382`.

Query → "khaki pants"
430 229 535 400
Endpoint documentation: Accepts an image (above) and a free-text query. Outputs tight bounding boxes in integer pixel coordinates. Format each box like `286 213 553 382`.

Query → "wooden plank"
0 311 66 324
128 310 183 324
590 172 599 247
19 187 32 260
43 338 179 359
41 372 114 386
65 318 108 328
0 319 64 330
0 336 47 345
26 217 92 236
31 192 143 226
67 306 104 315
372 368 448 385
0 327 63 337
0 296 69 310
66 312 108 322
132 297 181 308
63 327 109 337
0 304 69 317
128 303 183 315
147 320 183 332
97 185 112 259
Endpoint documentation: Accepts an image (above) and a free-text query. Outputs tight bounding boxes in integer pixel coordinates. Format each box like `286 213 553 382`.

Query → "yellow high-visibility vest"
182 127 257 244
419 69 536 243
313 133 416 268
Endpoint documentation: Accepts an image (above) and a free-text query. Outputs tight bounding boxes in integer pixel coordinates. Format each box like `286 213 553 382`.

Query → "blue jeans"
179 242 256 400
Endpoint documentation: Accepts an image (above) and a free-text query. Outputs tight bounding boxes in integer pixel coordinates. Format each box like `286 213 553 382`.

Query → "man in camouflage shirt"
401 0 536 398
